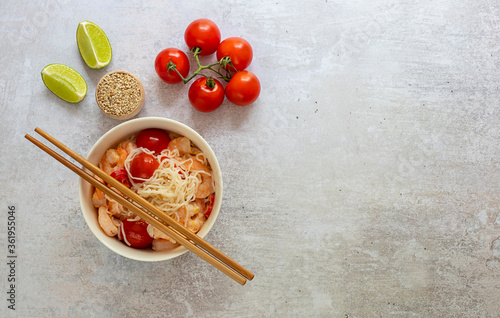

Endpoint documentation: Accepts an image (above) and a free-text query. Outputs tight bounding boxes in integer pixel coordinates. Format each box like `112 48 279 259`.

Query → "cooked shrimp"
186 201 201 216
116 147 128 163
99 147 128 174
195 198 206 213
108 201 125 216
98 206 119 236
176 203 200 224
92 175 107 208
92 188 106 208
152 238 179 251
186 213 207 233
100 149 120 174
183 156 213 198
147 224 171 240
187 156 210 172
196 174 213 199
176 206 186 223
176 203 206 233
118 140 137 154
168 137 192 155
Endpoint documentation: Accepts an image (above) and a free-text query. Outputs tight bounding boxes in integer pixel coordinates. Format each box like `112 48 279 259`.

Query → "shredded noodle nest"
124 147 211 221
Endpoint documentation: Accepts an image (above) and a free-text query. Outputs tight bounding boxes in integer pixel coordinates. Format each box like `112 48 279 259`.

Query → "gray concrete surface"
1 0 500 317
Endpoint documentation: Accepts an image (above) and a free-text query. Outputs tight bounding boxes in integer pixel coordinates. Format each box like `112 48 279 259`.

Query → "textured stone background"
1 0 500 317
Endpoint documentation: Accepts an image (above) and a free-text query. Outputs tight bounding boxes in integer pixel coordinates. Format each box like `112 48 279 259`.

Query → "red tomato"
110 169 131 188
188 77 225 112
122 219 153 249
216 37 253 71
184 19 221 56
204 193 215 218
136 129 170 154
225 71 261 106
129 153 159 183
155 48 190 84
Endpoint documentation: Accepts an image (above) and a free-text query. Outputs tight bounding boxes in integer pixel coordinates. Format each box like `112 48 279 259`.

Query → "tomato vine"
154 18 260 111
167 47 234 84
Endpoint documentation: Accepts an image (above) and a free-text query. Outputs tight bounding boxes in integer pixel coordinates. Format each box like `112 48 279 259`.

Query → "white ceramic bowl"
78 117 222 261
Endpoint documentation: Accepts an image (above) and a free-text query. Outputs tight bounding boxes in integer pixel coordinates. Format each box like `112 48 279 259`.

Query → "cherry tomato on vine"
122 219 153 248
155 48 190 84
136 129 170 154
188 77 225 112
225 71 260 106
129 153 159 183
184 19 221 56
216 37 253 71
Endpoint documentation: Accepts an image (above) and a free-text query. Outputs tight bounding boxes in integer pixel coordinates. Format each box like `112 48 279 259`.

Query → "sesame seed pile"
96 72 142 117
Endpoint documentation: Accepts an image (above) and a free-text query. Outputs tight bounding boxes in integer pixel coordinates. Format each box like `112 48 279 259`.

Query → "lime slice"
41 64 87 103
76 21 112 69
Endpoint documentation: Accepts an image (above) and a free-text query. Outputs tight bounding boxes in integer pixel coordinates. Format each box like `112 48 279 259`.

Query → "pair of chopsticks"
25 127 254 285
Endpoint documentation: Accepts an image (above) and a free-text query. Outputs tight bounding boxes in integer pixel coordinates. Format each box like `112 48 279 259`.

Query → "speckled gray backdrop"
1 0 500 317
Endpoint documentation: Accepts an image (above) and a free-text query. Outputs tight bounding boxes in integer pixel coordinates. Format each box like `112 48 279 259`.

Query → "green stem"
207 66 232 82
168 47 234 84
206 76 216 89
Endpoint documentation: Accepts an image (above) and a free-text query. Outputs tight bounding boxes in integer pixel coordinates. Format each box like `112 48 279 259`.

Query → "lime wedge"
41 64 87 103
76 21 112 69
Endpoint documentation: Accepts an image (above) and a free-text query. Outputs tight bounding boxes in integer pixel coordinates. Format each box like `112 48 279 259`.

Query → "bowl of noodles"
78 117 223 261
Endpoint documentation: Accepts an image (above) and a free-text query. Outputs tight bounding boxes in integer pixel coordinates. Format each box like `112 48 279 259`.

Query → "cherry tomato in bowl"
188 77 225 113
204 193 215 218
122 219 153 249
110 169 131 188
155 48 190 84
226 71 261 106
129 152 159 183
184 19 221 56
136 129 171 154
216 37 253 71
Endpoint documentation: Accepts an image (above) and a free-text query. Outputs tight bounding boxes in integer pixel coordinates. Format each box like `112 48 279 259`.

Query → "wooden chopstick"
33 127 253 281
25 133 247 285
26 128 254 284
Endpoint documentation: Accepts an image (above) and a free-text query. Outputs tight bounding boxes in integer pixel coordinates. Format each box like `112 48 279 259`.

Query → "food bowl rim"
78 117 223 261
